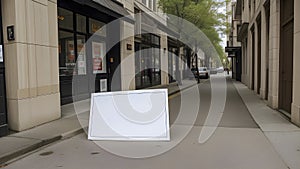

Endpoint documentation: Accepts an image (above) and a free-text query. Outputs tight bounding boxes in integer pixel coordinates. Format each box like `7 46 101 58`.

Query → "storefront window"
89 18 106 37
59 31 76 76
135 34 161 88
58 8 73 30
57 4 114 105
58 7 109 78
77 14 86 33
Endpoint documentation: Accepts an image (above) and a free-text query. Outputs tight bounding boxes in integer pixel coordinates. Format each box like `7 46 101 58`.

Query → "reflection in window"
89 18 106 37
77 14 86 33
58 8 73 30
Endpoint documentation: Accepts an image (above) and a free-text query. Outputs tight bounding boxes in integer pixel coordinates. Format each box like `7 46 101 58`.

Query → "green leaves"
159 0 228 64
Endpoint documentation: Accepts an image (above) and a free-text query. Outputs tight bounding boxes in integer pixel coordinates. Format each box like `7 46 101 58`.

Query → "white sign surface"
88 89 170 141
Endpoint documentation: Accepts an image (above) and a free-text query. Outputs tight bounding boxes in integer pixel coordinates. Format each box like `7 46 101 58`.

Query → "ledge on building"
70 0 134 23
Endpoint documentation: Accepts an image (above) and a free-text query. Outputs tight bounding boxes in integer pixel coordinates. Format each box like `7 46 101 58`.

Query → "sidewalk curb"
0 127 86 165
0 136 61 165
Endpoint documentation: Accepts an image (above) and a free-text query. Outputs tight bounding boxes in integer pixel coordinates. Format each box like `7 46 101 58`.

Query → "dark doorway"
235 48 242 82
256 14 262 94
279 0 294 114
251 26 255 90
0 1 8 137
264 0 270 100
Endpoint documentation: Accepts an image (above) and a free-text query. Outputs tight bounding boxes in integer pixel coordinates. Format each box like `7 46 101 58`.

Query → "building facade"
230 0 300 126
226 0 242 82
0 0 189 135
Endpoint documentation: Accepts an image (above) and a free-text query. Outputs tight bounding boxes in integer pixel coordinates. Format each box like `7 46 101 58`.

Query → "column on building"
2 0 60 131
160 33 169 86
241 38 248 85
260 7 267 99
267 0 280 108
292 0 300 126
120 20 135 91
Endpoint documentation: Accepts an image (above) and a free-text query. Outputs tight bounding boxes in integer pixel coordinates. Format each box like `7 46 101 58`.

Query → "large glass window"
59 31 75 76
89 18 106 37
77 14 86 33
135 34 161 89
58 8 73 30
58 8 108 77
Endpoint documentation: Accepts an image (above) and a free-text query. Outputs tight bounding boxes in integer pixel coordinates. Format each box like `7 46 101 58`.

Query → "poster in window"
66 40 76 75
77 40 86 75
92 42 106 74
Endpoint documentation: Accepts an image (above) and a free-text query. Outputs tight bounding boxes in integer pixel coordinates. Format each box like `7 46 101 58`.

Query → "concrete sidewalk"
0 79 197 165
233 81 300 169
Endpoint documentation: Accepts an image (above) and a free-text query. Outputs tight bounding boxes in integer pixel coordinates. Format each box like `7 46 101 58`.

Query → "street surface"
3 74 288 169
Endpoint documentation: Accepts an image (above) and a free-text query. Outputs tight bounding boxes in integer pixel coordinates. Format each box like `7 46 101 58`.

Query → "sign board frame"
88 89 170 141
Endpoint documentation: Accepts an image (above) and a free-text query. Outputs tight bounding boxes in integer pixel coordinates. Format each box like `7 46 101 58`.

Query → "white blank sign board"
88 89 170 141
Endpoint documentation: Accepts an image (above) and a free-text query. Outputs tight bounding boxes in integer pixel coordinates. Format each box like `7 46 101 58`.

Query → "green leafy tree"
159 0 230 66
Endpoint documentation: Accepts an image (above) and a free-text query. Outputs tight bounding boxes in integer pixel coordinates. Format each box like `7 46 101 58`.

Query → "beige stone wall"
241 0 280 107
118 0 134 13
292 0 300 126
239 0 300 126
120 21 135 91
267 0 280 108
2 0 60 131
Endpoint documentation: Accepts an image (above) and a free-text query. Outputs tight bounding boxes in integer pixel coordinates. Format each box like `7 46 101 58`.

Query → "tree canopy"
158 0 230 66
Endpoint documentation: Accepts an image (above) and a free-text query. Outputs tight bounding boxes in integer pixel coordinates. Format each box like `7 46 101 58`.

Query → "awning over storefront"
237 22 249 42
72 0 134 23
225 47 241 57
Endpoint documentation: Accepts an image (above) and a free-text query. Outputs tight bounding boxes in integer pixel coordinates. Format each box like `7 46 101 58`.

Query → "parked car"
217 66 224 73
198 67 210 79
210 68 218 74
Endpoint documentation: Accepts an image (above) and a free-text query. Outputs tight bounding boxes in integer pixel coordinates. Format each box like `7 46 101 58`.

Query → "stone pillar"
267 0 280 108
246 31 252 87
291 0 300 126
2 0 60 131
120 20 135 90
160 33 169 85
260 7 267 99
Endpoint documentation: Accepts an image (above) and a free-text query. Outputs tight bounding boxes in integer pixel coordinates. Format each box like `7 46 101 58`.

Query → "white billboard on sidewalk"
88 89 170 141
